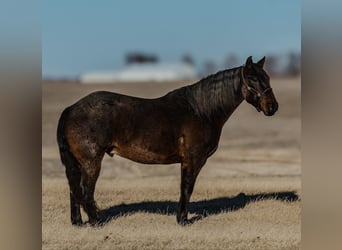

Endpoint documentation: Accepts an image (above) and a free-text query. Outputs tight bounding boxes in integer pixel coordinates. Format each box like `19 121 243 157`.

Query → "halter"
240 66 272 97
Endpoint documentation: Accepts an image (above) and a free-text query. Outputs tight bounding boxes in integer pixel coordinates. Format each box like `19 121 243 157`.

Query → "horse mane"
179 66 243 120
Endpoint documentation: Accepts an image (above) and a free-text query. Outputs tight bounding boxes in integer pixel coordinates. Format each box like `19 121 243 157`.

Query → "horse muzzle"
262 101 278 116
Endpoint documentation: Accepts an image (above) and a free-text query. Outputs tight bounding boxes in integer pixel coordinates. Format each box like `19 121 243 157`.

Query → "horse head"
241 56 278 116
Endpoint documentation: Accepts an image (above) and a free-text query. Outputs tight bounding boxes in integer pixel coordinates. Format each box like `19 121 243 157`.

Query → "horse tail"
57 107 79 170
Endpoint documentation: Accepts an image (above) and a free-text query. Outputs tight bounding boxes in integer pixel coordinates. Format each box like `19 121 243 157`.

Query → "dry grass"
42 78 301 250
43 177 300 250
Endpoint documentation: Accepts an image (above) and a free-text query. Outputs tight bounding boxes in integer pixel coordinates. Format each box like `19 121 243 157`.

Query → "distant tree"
223 54 239 69
285 52 301 76
264 55 279 76
202 60 217 76
181 54 195 66
125 52 158 64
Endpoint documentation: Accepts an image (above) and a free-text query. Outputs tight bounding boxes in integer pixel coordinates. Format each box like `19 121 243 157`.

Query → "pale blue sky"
43 1 301 78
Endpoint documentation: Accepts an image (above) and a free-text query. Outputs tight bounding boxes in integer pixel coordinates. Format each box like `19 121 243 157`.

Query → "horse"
57 56 278 226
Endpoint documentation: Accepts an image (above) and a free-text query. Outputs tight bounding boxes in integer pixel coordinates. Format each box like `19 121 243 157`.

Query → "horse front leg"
177 157 206 225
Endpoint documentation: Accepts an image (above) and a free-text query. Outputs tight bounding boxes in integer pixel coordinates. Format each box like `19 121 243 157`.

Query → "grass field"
42 77 301 249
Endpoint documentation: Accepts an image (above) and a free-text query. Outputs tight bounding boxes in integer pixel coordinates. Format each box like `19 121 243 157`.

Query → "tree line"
124 51 301 78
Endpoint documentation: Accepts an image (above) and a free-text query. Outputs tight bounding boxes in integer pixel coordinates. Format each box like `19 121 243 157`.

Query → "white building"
80 62 198 83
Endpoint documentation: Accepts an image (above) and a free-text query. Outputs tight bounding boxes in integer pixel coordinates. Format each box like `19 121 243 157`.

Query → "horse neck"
188 67 244 124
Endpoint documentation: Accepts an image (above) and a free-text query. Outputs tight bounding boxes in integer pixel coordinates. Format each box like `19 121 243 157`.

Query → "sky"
43 1 301 78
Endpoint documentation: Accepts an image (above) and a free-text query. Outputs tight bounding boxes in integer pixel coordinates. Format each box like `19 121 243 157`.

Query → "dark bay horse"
57 56 278 226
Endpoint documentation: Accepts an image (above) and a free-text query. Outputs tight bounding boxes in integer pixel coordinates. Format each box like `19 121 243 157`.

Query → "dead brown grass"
42 78 301 250
42 177 300 250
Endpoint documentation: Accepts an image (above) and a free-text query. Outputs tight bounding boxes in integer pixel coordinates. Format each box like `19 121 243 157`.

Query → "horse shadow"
98 191 299 225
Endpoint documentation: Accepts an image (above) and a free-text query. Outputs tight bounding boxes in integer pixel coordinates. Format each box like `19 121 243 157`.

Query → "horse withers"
57 56 278 226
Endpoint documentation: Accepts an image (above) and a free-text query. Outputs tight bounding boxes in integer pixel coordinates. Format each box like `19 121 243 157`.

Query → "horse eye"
249 76 258 81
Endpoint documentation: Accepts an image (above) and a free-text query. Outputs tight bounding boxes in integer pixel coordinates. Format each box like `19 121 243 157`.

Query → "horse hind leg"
65 163 83 226
79 158 102 226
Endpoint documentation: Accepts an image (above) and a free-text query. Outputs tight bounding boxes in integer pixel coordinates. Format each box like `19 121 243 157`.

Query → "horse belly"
110 141 181 164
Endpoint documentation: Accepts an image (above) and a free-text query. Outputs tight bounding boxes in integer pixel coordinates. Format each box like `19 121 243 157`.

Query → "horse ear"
257 56 266 68
245 56 253 69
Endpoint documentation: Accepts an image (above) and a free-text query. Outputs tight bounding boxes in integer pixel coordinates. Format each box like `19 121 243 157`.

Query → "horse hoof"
71 220 84 227
87 218 102 227
177 218 190 226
